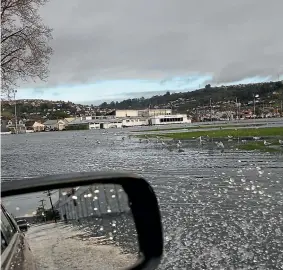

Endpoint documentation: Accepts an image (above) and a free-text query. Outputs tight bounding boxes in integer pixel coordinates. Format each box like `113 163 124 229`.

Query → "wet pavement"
1 128 283 269
26 223 136 270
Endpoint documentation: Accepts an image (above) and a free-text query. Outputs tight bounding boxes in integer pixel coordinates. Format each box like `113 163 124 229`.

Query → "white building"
148 114 191 125
122 118 148 127
67 119 123 130
115 109 172 118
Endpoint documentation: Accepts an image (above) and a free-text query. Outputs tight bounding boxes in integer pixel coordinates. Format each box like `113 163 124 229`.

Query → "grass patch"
132 123 264 133
137 127 283 139
238 142 283 153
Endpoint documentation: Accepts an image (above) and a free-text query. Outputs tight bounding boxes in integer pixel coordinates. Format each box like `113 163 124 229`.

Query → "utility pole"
46 190 57 223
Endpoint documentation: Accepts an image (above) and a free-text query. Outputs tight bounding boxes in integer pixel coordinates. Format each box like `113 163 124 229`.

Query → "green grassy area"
132 123 264 133
237 141 283 153
137 127 283 139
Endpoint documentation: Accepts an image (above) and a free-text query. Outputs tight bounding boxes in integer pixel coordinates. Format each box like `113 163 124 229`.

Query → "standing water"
1 130 283 269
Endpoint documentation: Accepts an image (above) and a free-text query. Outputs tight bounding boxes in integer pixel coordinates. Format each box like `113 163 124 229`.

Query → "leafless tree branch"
1 0 53 99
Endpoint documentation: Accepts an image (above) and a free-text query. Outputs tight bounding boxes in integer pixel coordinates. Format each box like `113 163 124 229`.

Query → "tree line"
99 81 283 113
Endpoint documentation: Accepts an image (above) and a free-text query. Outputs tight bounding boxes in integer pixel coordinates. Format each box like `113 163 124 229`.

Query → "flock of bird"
85 130 283 154
138 134 283 154
139 136 185 152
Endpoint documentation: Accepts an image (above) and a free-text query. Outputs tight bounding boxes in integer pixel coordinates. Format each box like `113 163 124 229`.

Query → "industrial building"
115 109 172 118
66 109 190 130
148 114 191 125
66 118 123 130
57 184 130 221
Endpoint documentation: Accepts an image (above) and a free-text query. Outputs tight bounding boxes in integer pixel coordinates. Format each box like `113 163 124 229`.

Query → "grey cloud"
26 0 283 88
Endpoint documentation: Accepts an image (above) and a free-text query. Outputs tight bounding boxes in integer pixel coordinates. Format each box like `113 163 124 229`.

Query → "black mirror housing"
1 171 163 270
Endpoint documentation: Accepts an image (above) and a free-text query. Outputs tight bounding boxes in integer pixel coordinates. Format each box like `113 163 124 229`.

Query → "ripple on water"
1 130 283 269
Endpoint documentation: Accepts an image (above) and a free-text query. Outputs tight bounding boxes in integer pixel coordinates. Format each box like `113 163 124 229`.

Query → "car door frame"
1 204 23 270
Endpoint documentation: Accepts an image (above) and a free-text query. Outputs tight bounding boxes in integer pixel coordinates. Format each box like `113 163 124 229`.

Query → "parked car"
1 204 37 269
16 219 28 232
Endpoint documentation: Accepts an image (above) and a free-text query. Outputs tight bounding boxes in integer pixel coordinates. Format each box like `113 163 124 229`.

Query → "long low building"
66 118 123 130
148 114 191 125
121 117 148 127
66 112 191 130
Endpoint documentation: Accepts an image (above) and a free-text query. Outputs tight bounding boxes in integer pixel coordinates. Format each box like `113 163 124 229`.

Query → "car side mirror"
1 171 163 270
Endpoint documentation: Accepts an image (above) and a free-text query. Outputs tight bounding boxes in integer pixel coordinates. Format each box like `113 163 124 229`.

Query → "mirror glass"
2 183 139 270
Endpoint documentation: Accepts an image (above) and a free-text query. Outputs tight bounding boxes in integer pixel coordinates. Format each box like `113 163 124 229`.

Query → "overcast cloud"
37 0 283 85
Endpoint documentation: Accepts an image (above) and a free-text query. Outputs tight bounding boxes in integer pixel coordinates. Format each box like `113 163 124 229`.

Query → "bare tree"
1 0 53 99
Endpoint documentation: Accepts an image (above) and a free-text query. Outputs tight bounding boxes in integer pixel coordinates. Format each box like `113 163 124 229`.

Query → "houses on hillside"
1 109 193 134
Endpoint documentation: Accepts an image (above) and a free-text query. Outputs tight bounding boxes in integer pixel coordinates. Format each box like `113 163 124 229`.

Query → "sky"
16 0 283 104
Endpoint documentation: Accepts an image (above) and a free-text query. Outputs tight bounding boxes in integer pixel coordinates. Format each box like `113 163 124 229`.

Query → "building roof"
64 117 75 123
43 119 65 125
68 118 122 125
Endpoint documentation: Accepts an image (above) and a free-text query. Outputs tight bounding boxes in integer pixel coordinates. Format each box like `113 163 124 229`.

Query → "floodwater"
1 128 283 269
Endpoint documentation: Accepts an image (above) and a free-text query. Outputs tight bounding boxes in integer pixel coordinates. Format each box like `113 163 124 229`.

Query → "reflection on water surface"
1 129 283 269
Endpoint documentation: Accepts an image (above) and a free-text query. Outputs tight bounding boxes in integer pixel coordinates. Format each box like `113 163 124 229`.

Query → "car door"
1 205 37 270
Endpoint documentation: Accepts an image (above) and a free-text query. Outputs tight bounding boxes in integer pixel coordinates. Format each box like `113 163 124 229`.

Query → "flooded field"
1 128 283 269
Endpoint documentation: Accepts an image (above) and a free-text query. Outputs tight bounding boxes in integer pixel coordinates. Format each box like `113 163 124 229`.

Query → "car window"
1 208 17 252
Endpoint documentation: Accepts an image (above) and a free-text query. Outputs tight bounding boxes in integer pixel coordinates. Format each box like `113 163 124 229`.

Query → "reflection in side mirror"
2 184 139 269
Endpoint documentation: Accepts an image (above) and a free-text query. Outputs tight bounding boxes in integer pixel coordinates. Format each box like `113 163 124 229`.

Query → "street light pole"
210 98 212 122
254 94 255 118
39 199 46 222
13 90 18 134
235 97 238 121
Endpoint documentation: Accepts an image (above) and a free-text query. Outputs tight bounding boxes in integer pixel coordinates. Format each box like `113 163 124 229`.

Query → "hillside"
1 81 283 121
99 81 283 113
